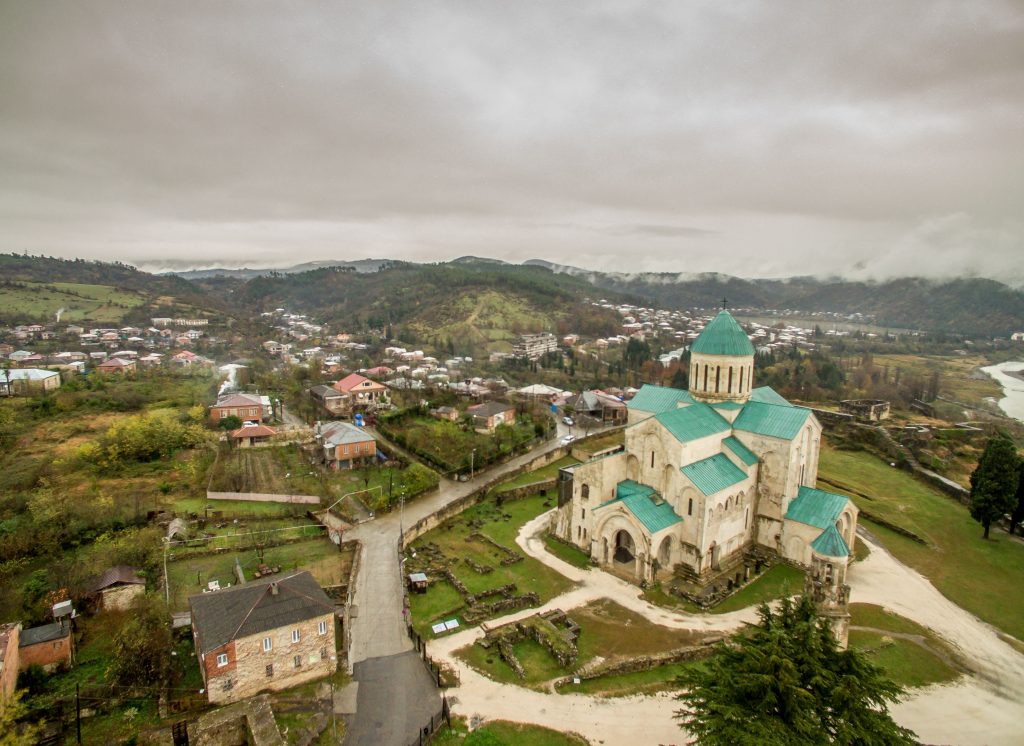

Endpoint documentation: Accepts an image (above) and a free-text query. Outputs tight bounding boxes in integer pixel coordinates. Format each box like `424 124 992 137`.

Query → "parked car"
562 416 575 426
560 434 576 445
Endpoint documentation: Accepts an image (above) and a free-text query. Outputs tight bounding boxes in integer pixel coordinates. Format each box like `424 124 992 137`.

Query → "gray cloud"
0 1 1022 283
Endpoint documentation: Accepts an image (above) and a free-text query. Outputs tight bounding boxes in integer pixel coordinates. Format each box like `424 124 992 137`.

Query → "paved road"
341 424 594 745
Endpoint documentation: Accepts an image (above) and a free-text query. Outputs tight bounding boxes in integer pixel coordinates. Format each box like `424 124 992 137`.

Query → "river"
981 361 1024 423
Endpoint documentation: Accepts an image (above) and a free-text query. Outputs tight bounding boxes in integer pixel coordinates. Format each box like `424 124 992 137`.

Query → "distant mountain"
159 258 391 280
525 259 1024 336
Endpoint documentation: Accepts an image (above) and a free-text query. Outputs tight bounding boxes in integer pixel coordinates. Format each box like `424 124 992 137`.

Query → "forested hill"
228 261 631 348
525 260 1024 337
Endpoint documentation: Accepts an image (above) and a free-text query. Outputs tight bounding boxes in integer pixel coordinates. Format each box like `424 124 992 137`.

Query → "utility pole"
75 682 82 744
470 449 476 481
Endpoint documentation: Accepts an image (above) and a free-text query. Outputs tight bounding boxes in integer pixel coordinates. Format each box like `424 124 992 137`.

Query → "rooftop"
785 486 850 530
598 480 683 534
653 402 731 444
811 523 850 558
733 400 812 441
627 384 694 415
681 452 748 496
691 310 755 357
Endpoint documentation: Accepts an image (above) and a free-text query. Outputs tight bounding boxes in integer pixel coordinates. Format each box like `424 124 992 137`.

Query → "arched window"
739 366 744 393
688 497 693 515
715 366 721 393
703 365 708 390
650 451 655 468
725 497 731 511
728 366 733 393
581 484 590 499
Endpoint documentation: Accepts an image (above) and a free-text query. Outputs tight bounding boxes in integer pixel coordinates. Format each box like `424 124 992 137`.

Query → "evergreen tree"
1006 456 1024 536
969 435 1021 539
676 595 918 746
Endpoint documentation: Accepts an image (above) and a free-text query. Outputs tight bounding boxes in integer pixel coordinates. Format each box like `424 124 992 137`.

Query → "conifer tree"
969 434 1020 539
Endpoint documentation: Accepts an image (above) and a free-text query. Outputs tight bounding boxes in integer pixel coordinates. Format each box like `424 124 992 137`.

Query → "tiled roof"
681 453 748 496
733 400 811 440
750 386 791 406
230 424 278 439
627 384 694 414
785 486 850 529
723 436 758 466
336 373 383 392
189 571 334 654
811 524 850 557
654 402 731 444
468 401 514 417
691 311 754 356
597 480 683 534
213 393 263 408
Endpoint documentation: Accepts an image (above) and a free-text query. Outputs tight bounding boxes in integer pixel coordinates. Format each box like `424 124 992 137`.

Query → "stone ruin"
476 609 581 678
840 399 891 422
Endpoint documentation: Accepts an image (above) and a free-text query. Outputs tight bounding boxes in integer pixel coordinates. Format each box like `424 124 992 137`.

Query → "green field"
432 718 589 746
407 492 576 636
457 598 706 689
819 442 1024 641
644 563 806 615
0 281 147 323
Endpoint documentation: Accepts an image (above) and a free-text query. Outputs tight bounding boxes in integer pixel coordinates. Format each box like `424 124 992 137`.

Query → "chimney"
270 582 279 596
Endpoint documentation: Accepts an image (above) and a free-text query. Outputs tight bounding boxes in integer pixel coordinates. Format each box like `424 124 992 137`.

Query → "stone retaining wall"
207 491 321 505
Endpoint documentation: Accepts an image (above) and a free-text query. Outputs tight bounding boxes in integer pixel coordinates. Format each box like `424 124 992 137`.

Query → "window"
581 484 589 499
263 637 272 652
650 451 655 468
294 655 302 669
688 498 693 516
223 678 233 691
715 366 721 393
739 367 745 393
318 620 328 635
291 629 300 643
266 664 274 678
320 646 328 661
703 366 708 390
216 653 229 667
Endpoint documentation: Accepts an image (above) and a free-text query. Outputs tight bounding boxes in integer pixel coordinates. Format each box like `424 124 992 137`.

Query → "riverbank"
981 361 1024 422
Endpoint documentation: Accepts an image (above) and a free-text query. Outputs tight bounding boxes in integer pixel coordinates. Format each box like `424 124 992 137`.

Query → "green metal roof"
597 480 683 533
723 436 758 466
680 453 748 496
750 386 791 406
785 486 849 529
711 400 743 411
691 311 755 357
654 402 731 444
811 524 850 558
627 384 694 414
733 401 811 440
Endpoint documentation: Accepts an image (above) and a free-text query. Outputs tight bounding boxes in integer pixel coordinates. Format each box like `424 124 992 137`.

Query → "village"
1 293 1023 746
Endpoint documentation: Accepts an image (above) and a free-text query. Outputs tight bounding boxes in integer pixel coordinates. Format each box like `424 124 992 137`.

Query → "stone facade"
98 583 145 612
200 613 337 705
0 623 20 701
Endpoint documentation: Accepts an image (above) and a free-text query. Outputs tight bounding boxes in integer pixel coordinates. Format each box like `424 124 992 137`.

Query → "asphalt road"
343 652 442 746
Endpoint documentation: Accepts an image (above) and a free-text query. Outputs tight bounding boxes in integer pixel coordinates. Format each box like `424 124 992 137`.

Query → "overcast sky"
1 1 1022 282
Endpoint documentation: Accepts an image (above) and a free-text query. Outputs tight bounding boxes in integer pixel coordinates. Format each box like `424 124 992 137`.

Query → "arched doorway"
657 535 672 568
626 454 640 481
614 530 635 565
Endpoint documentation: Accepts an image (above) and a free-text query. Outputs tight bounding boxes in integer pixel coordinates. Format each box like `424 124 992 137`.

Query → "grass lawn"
456 599 706 688
167 536 346 610
819 442 1024 641
556 659 703 698
541 534 591 569
407 493 576 636
493 456 579 493
644 563 805 615
432 717 589 746
848 630 958 689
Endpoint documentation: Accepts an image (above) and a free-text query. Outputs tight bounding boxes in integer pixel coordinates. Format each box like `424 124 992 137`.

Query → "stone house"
87 566 146 612
210 393 265 424
18 620 74 672
467 401 516 432
333 373 387 409
188 572 337 705
317 421 377 469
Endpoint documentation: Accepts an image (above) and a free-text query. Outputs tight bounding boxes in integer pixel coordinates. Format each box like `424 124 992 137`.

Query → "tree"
107 596 173 688
969 434 1020 539
0 689 42 746
675 595 918 746
1010 460 1024 536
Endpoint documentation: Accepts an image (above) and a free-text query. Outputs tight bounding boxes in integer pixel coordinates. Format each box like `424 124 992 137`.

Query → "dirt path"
426 511 1024 746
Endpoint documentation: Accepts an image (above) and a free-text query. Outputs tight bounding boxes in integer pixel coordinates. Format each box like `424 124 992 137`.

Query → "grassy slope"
0 281 148 323
432 719 589 746
819 442 1024 641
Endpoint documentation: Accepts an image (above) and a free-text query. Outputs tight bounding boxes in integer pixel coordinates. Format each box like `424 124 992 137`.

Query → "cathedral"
553 310 856 640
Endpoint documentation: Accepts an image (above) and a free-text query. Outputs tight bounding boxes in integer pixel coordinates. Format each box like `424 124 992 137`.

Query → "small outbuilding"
88 566 146 612
19 620 74 672
407 572 429 594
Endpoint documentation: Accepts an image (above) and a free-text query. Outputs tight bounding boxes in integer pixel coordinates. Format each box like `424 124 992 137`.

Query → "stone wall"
208 491 321 505
554 641 720 687
100 583 144 611
205 612 337 705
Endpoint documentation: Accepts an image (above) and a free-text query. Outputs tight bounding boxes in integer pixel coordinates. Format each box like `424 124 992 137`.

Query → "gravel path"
426 511 1024 746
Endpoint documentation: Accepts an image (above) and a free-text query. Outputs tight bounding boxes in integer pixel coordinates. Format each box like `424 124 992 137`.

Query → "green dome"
691 311 754 357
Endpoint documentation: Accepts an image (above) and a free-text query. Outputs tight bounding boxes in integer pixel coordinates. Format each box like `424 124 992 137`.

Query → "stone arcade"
552 310 857 643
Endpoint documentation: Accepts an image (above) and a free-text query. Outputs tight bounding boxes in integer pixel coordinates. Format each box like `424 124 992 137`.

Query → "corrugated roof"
654 402 731 444
627 384 694 414
597 480 683 533
785 486 849 529
723 436 758 466
811 524 850 557
320 421 375 447
733 400 811 440
750 386 791 406
691 311 755 356
681 453 748 496
710 400 743 411
189 571 334 654
5 368 59 381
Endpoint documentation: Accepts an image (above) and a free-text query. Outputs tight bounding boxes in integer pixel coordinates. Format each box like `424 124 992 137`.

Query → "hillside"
230 261 628 351
0 254 226 325
526 260 1024 337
